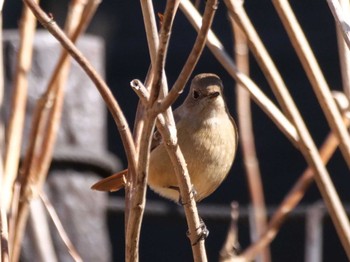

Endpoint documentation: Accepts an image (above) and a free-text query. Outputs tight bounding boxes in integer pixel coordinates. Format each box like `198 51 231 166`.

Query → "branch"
131 79 208 261
2 0 38 212
157 0 218 113
22 0 137 175
238 92 350 260
273 0 350 169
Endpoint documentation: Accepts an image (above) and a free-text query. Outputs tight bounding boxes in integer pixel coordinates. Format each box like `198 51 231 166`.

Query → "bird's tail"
91 169 128 192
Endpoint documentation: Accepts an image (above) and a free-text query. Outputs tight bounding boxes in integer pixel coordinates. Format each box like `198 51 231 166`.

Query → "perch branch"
131 79 208 261
125 2 180 261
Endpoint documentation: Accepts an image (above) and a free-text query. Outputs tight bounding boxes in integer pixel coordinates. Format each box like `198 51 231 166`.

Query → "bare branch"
273 0 350 169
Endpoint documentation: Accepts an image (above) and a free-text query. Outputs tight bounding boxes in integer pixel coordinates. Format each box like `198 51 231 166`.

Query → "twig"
157 0 218 113
131 79 208 261
273 0 350 169
125 2 180 261
179 0 300 146
12 1 98 260
2 1 39 212
28 198 57 262
40 192 83 262
22 0 137 176
149 0 180 106
229 7 270 262
327 0 350 50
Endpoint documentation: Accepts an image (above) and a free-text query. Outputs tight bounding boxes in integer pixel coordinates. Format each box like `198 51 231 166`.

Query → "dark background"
3 1 349 261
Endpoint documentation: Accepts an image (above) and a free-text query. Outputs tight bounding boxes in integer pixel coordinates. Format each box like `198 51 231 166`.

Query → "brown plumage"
92 73 238 202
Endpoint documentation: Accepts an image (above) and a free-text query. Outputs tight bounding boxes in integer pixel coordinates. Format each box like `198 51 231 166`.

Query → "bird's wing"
91 169 128 192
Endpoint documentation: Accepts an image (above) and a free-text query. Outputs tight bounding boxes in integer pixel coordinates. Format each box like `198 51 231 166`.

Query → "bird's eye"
193 90 200 99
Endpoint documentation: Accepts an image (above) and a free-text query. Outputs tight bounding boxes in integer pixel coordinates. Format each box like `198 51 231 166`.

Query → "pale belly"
148 116 237 202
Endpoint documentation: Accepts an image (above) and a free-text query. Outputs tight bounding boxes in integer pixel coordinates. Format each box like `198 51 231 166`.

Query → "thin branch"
125 2 180 261
157 0 218 113
2 0 39 212
273 0 350 169
12 0 95 259
40 192 82 262
149 0 180 106
229 8 270 262
22 0 137 177
131 80 208 261
327 0 350 50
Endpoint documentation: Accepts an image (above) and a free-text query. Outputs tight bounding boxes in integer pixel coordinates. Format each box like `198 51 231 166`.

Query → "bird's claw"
187 220 209 246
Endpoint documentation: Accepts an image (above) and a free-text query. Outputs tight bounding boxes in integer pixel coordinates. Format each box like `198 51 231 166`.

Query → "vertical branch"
229 6 270 262
2 0 39 212
273 0 350 169
158 0 219 112
126 2 180 261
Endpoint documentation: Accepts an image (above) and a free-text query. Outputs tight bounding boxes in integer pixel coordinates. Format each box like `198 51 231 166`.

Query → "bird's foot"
187 218 209 246
179 185 197 206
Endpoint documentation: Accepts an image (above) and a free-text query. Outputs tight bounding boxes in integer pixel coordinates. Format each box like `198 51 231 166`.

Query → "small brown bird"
92 73 238 202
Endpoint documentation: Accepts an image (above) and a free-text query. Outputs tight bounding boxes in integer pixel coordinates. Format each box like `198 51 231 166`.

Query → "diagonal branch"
273 0 350 169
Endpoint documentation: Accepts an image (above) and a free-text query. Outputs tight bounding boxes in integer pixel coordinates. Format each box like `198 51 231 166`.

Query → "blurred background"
3 1 350 261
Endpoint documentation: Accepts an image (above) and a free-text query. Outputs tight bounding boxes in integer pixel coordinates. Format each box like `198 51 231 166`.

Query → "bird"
91 73 238 203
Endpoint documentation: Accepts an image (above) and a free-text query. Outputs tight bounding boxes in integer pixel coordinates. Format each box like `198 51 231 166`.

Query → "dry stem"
125 2 180 261
40 192 82 262
22 0 137 175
